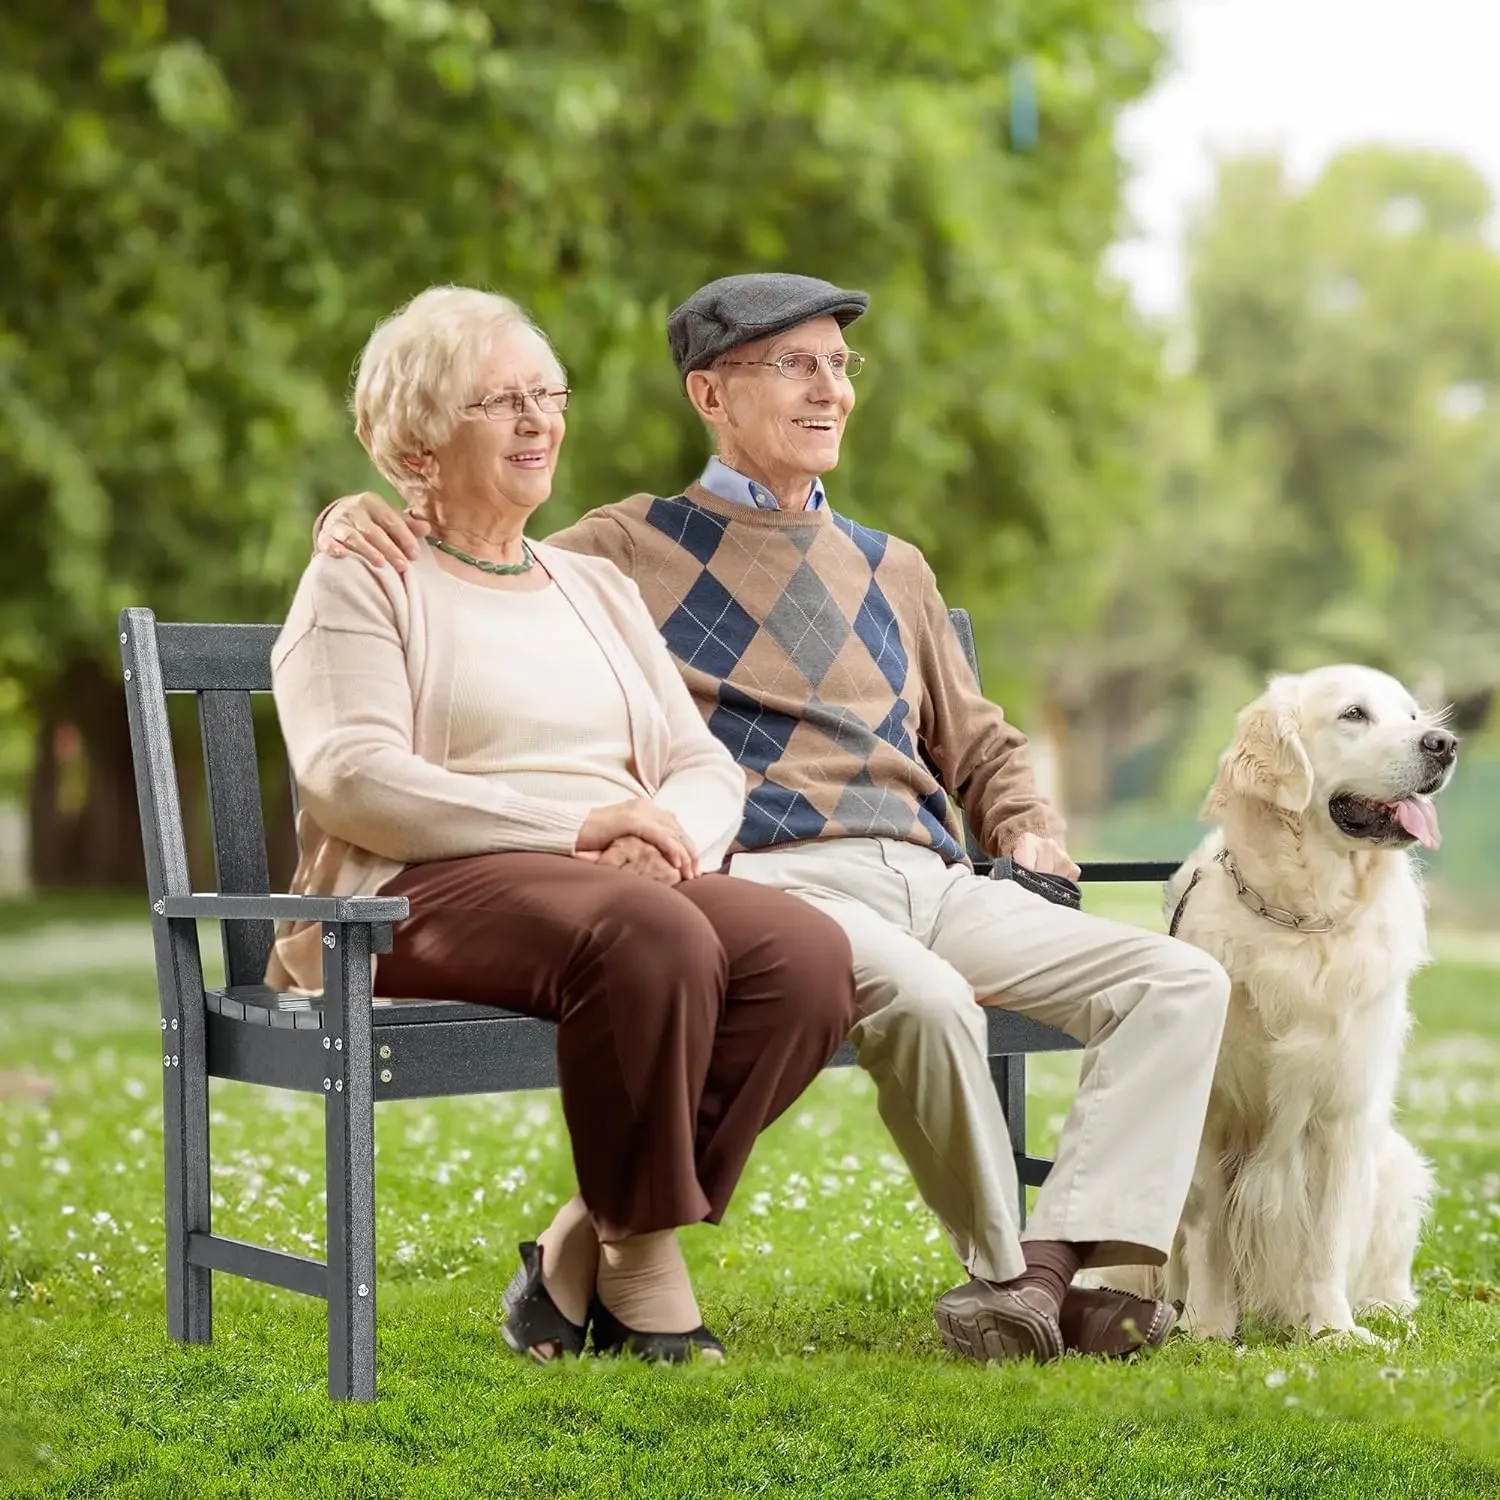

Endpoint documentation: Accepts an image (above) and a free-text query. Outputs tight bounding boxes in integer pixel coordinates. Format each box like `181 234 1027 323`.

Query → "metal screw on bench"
171 1018 178 1030
322 1037 331 1050
123 669 131 681
160 1019 167 1032
357 1285 369 1298
334 1079 343 1092
379 1046 391 1060
322 1078 332 1091
379 1070 392 1084
334 1038 342 1052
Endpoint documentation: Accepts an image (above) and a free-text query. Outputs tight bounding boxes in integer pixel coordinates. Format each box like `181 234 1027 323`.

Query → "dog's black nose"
1421 729 1458 762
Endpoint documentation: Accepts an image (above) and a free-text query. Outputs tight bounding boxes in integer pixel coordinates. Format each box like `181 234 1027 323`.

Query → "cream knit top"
442 571 647 810
266 542 747 994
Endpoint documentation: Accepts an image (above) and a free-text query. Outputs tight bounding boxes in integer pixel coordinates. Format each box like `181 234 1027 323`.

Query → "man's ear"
684 369 726 427
1204 700 1315 817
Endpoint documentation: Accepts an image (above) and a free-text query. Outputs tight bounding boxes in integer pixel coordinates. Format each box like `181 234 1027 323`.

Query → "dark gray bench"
119 604 1177 1399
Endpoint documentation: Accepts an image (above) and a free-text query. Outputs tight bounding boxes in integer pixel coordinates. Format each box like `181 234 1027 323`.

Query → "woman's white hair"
351 285 564 500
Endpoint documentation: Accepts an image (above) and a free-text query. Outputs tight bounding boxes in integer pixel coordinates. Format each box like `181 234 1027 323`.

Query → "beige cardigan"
266 542 747 994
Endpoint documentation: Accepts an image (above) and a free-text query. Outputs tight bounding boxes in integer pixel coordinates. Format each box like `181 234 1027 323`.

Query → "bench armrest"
157 893 410 924
1076 861 1179 883
977 859 1178 884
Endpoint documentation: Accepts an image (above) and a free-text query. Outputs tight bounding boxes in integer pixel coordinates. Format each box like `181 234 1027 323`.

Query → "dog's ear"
1204 701 1315 817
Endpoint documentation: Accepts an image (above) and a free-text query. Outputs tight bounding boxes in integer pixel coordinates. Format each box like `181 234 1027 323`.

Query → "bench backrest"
120 612 282 988
119 606 989 991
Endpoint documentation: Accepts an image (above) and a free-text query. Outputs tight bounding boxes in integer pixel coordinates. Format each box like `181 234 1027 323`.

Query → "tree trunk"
27 658 147 891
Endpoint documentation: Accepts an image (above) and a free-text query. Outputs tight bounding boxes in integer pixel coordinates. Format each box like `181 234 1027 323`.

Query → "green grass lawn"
2 895 1498 1498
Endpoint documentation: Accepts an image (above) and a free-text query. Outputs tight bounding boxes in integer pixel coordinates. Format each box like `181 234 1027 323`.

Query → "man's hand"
1010 832 1081 882
589 835 683 885
576 799 699 880
318 492 431 570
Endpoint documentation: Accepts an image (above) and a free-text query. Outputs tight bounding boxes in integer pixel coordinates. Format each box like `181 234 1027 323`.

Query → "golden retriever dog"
1094 665 1456 1341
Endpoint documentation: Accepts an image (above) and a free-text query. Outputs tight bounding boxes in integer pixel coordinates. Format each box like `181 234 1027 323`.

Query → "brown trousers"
377 853 855 1242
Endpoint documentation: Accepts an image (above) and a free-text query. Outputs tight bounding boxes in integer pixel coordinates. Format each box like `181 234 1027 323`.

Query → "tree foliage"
1046 146 1500 815
1 0 1165 880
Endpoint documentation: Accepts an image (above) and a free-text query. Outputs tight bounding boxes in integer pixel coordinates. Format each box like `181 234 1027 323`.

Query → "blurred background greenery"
2 0 1497 923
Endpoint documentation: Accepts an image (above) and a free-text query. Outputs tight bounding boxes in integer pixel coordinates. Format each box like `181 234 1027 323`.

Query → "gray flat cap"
668 272 869 378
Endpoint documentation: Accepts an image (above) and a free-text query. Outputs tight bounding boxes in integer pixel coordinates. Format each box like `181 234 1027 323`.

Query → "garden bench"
118 604 1177 1400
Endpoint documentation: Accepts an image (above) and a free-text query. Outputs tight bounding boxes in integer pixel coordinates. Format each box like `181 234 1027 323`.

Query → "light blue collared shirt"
698 456 826 512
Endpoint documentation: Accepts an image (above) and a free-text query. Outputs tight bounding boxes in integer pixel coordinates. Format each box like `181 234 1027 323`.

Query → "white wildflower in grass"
1265 1370 1288 1389
122 1079 145 1100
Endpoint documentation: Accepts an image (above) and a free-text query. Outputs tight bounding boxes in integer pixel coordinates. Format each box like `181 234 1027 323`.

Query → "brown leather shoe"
1061 1285 1177 1357
934 1280 1065 1364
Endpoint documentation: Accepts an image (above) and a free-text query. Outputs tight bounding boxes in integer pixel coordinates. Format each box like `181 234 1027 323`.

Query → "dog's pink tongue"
1391 798 1441 850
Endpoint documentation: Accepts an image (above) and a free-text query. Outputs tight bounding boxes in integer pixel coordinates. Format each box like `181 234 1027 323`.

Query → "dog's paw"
1358 1291 1419 1318
1182 1308 1238 1341
1310 1321 1381 1346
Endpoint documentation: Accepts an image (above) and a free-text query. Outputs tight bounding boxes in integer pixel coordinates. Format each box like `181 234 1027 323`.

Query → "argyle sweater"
545 484 1062 863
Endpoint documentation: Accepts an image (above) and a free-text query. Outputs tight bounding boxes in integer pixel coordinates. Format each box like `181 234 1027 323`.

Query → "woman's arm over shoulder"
273 558 588 863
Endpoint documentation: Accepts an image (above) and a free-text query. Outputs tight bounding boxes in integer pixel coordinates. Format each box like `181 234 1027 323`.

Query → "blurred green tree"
1043 146 1500 817
1 0 1164 887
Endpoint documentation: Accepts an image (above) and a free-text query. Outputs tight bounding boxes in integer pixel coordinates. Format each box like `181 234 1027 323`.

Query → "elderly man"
314 273 1231 1364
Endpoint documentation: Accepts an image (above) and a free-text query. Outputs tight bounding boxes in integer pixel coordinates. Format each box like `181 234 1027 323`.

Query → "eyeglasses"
464 387 572 420
719 351 865 380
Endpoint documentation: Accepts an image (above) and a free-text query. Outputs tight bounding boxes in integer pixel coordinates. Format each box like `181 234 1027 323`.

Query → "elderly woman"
269 285 855 1364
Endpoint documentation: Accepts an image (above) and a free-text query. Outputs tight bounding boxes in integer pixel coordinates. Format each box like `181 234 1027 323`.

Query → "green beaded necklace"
425 534 536 576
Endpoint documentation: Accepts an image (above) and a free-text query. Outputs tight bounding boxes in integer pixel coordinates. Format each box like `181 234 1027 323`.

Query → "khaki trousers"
727 838 1231 1282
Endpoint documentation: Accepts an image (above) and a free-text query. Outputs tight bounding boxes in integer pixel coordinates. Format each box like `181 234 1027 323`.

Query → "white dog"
1098 665 1454 1341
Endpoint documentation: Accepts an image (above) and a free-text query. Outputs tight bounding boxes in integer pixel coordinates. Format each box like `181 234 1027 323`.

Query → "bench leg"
323 924 377 1401
989 1052 1029 1228
163 922 212 1344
